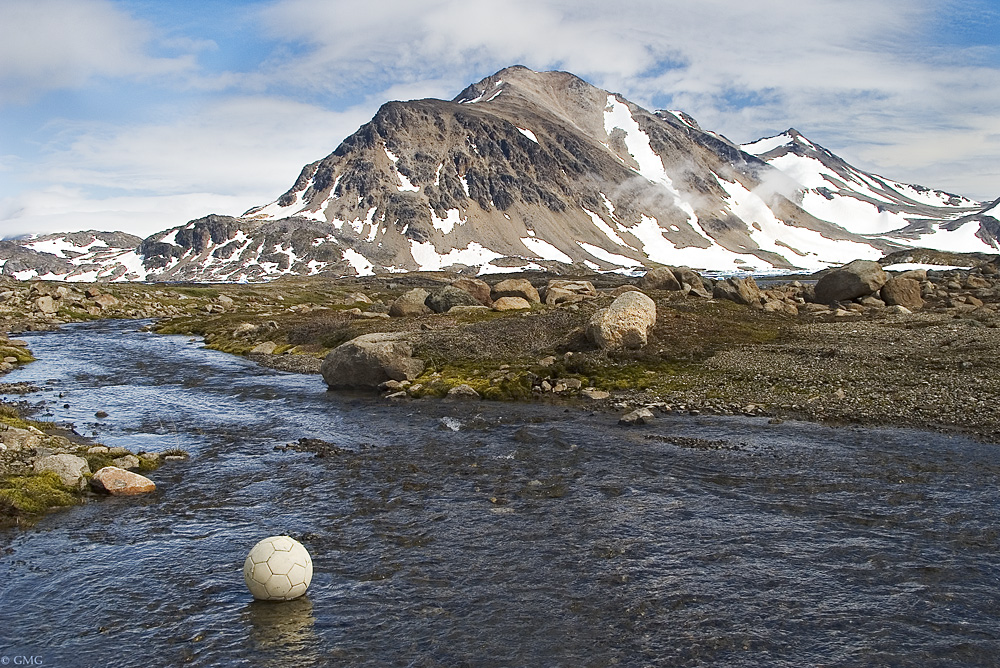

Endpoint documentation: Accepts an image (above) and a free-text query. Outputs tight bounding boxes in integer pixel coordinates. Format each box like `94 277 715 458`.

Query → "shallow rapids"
2 320 999 667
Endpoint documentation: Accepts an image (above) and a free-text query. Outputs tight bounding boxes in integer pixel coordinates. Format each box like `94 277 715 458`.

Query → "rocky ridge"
4 67 996 282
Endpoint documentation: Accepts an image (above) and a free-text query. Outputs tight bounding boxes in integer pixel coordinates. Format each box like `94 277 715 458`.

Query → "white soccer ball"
243 535 313 601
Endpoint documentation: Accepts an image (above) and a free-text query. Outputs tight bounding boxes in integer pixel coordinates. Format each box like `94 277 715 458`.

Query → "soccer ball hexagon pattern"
243 535 313 601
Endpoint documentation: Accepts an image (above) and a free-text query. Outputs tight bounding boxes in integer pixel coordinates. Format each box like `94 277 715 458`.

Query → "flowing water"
1 320 999 667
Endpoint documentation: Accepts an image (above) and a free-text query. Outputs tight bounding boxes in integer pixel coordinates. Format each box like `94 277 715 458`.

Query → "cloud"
0 187 248 239
1 95 375 237
252 0 1000 200
0 0 196 105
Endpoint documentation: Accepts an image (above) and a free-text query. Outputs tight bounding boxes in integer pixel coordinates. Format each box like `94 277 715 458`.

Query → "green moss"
0 346 35 364
0 404 49 431
0 472 80 526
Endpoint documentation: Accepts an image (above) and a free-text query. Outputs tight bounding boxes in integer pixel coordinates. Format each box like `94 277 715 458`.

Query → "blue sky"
1 0 998 238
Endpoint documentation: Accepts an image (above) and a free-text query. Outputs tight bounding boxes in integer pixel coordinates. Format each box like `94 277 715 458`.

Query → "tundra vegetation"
2 251 1000 523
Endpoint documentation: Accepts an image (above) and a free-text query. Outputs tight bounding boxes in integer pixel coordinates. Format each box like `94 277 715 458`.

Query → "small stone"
95 410 109 418
251 341 278 355
537 355 556 367
112 454 141 470
90 467 156 496
445 384 481 401
107 446 130 457
87 446 109 455
581 388 610 400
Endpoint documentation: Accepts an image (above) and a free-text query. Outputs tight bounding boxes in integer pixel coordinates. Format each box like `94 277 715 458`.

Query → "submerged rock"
321 333 425 389
619 407 654 426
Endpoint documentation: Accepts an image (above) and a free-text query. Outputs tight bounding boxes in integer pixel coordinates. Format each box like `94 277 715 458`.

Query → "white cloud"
253 0 1000 200
2 96 375 237
32 96 373 193
0 187 247 240
0 0 196 105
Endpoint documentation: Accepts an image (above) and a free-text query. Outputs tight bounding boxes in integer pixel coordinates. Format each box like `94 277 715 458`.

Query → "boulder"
713 277 763 306
619 407 654 426
33 454 90 489
672 267 706 292
91 294 119 309
491 279 540 304
1 427 42 451
112 454 141 470
35 295 57 314
762 300 798 316
880 277 924 309
250 341 278 355
544 280 597 305
450 278 492 306
585 291 657 349
389 288 432 317
639 267 682 291
425 285 482 313
581 388 611 400
492 296 532 311
90 466 156 496
814 260 887 303
321 333 425 389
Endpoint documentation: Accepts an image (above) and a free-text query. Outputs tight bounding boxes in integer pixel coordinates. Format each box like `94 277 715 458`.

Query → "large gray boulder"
672 266 706 292
586 291 657 349
713 277 763 306
322 333 425 389
814 260 888 304
544 280 597 305
491 278 540 304
425 285 482 313
639 267 682 291
33 454 90 489
389 288 432 317
881 276 924 309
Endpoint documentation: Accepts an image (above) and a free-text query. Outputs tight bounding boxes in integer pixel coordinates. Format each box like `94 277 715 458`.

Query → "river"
1 319 999 667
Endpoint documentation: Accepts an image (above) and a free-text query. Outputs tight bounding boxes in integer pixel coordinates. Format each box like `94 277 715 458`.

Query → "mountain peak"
13 67 990 283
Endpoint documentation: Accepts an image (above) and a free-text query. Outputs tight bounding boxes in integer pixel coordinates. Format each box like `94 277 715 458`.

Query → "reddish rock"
450 277 493 306
91 466 156 496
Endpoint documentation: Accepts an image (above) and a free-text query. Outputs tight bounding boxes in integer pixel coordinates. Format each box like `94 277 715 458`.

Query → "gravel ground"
625 310 1000 442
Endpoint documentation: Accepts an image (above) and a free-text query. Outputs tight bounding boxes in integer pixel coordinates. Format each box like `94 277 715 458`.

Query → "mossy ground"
0 472 79 528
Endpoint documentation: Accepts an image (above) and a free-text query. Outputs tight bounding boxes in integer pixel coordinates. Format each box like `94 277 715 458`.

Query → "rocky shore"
1 251 999 526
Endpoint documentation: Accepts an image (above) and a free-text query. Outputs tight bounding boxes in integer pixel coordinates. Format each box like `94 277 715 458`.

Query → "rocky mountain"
6 66 997 281
1 231 144 281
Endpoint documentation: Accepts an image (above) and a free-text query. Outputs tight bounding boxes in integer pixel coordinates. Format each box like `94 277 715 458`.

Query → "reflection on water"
245 597 319 660
1 320 999 667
